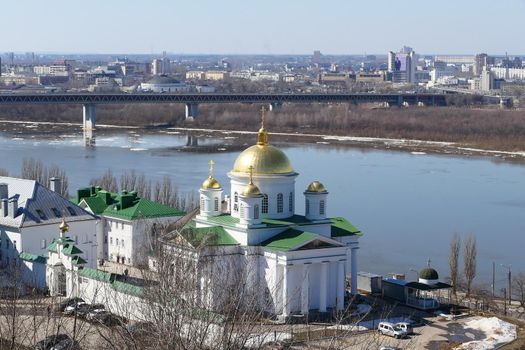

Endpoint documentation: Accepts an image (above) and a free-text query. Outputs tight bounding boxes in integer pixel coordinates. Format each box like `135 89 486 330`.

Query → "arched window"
289 192 293 212
200 197 205 211
305 199 310 215
277 193 283 213
254 204 259 219
214 198 219 211
262 194 268 214
320 200 326 215
234 192 239 212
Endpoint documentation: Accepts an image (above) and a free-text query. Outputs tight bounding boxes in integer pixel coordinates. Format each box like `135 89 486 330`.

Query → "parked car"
90 312 127 326
63 302 89 316
53 297 84 313
78 303 105 318
85 308 106 321
35 333 70 350
377 322 407 339
395 321 414 335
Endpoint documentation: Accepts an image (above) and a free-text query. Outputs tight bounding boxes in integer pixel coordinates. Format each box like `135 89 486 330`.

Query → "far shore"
1 119 525 162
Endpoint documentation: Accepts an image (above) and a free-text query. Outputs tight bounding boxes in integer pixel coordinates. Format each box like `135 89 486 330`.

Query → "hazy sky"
2 0 524 55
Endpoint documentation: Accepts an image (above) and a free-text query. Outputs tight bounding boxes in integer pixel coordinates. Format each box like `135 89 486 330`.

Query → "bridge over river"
0 92 449 130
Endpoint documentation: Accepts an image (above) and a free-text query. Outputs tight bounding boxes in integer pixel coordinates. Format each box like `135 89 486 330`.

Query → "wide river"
1 123 524 292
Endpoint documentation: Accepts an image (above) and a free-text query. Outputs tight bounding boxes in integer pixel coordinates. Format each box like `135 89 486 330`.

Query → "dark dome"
146 75 180 85
419 267 439 280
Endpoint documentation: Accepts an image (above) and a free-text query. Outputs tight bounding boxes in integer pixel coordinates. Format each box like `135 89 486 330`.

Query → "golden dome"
59 218 69 233
233 144 293 174
306 181 327 193
202 176 221 190
242 182 261 197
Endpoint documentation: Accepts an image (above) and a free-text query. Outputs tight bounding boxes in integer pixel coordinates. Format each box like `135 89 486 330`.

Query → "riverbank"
1 119 525 162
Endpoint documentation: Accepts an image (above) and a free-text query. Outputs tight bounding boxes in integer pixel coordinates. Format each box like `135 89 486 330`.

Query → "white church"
165 108 362 318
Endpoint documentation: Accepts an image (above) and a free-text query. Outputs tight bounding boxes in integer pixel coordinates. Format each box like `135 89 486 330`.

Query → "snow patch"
454 317 516 350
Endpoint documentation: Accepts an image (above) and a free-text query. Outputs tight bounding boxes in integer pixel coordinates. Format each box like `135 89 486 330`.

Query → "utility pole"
502 264 512 306
492 262 495 297
503 288 507 316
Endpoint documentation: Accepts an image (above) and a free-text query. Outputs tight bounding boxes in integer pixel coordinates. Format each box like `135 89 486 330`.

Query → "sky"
1 0 524 55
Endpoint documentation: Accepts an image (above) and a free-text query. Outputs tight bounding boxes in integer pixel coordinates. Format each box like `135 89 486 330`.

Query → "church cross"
260 106 266 129
209 160 214 177
248 165 254 184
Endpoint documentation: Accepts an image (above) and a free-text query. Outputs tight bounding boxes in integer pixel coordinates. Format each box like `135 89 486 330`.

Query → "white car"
377 322 407 339
86 308 106 321
395 321 413 334
63 302 88 315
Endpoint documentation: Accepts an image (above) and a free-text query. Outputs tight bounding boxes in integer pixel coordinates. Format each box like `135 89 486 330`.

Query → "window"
214 198 219 211
110 237 113 245
127 257 131 264
234 192 238 203
254 204 259 219
277 193 283 213
104 235 108 244
289 192 293 212
41 239 47 249
51 208 61 218
121 239 125 248
13 240 17 251
36 209 46 220
262 194 268 214
320 200 326 215
66 206 76 216
200 197 205 211
306 199 310 215
116 238 119 246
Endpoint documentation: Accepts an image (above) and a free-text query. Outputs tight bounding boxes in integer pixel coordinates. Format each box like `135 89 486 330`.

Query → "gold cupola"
242 166 262 197
232 106 294 175
201 160 222 190
306 181 328 193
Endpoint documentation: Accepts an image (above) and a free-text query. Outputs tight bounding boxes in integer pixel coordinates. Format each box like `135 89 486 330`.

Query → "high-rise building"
474 53 489 76
388 48 416 83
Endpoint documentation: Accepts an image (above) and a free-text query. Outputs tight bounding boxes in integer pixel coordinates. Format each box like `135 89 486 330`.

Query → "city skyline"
2 0 525 55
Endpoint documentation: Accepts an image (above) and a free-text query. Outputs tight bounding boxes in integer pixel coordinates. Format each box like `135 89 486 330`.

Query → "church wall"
21 260 47 290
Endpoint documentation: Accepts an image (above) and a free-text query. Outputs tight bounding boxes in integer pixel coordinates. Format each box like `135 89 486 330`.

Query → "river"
1 122 524 292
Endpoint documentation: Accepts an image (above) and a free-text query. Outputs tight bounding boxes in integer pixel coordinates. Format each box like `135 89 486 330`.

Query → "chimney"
1 198 7 217
8 198 18 219
49 177 61 194
0 183 7 200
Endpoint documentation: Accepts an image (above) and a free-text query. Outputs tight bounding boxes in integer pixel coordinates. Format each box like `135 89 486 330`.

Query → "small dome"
201 176 221 190
419 267 439 280
241 182 261 197
232 144 294 175
306 181 327 193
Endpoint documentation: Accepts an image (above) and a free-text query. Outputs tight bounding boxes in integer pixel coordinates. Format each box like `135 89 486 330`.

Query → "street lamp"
501 264 512 305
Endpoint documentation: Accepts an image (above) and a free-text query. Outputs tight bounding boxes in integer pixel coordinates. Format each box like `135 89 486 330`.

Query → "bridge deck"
0 93 447 105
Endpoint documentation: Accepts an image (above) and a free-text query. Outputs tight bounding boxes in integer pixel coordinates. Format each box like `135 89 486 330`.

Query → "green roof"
260 228 318 252
420 267 439 280
19 252 46 264
62 243 83 256
71 255 87 266
76 187 185 220
330 217 362 237
46 241 58 253
206 214 240 227
81 196 108 214
79 267 115 283
112 280 144 297
179 224 238 247
262 215 317 226
46 237 78 253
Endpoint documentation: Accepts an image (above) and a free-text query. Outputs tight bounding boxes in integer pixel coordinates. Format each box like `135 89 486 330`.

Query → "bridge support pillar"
268 102 282 111
397 96 404 107
185 103 199 120
83 104 97 130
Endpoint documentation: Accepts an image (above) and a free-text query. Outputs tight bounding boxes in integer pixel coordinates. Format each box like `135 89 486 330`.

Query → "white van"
395 322 413 335
377 322 407 339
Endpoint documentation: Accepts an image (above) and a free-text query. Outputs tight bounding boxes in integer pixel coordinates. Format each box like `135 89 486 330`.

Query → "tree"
449 233 461 297
463 234 477 297
20 158 69 197
513 272 525 310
